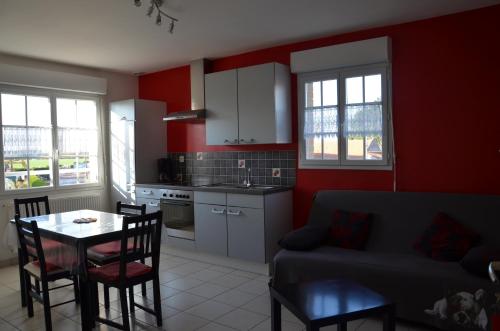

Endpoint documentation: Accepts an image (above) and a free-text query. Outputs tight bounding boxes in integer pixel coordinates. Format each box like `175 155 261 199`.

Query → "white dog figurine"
425 289 488 330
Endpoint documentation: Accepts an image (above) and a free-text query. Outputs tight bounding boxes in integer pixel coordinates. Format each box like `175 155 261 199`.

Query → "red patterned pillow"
329 210 372 250
413 212 480 261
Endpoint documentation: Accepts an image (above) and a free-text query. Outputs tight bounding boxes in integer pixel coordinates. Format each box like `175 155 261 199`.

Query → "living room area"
0 1 500 331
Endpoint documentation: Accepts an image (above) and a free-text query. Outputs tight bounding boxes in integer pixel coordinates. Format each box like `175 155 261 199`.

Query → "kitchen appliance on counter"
158 157 174 183
160 188 195 240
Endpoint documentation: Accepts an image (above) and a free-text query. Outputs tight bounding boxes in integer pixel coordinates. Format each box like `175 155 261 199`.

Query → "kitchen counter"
135 183 293 195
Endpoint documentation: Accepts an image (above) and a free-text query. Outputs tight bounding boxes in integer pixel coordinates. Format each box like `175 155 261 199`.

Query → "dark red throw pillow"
413 212 480 261
329 210 372 250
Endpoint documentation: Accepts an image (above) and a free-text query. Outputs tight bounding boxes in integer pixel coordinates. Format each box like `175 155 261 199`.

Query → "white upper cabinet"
205 69 239 145
205 62 291 145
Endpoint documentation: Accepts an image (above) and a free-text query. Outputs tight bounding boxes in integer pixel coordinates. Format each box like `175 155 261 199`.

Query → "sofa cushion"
413 212 480 261
279 226 329 251
329 210 372 250
460 245 500 278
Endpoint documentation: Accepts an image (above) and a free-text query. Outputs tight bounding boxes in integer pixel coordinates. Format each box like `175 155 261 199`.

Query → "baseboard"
0 257 17 268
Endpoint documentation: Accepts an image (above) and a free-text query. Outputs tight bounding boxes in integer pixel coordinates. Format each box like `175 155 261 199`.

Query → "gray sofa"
273 190 500 331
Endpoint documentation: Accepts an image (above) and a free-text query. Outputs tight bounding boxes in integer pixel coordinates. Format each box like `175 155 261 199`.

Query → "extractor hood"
162 59 207 122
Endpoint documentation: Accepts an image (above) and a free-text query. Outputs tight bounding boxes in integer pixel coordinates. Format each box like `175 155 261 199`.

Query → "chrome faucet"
245 167 252 187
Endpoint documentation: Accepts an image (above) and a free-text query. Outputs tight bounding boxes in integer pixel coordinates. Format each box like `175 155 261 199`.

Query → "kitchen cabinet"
194 190 292 263
205 70 238 145
205 62 291 146
110 99 166 204
194 203 228 256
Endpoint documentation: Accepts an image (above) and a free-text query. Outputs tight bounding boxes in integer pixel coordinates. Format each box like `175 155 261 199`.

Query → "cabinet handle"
227 209 241 216
211 208 225 214
224 139 239 145
143 190 153 195
148 202 159 207
240 138 255 144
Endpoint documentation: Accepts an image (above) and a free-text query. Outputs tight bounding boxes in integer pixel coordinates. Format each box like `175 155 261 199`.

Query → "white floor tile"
213 288 258 307
215 308 268 330
162 292 207 310
190 268 227 281
197 321 238 331
165 277 204 291
187 282 230 299
252 317 304 331
185 300 234 320
210 274 250 288
163 312 210 331
236 279 269 295
241 294 271 316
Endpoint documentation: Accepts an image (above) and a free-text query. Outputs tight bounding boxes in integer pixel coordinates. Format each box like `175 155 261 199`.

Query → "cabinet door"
194 203 228 256
110 100 136 204
227 207 265 263
205 70 239 145
136 197 160 213
237 63 276 144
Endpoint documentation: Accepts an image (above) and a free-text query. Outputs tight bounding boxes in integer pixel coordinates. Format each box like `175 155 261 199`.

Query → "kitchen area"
110 59 295 266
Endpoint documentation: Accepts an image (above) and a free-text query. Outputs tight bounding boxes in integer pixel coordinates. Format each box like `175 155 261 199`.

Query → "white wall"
0 53 138 263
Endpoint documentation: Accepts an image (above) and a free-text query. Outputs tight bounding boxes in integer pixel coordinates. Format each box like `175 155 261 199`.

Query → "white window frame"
0 84 105 196
298 63 393 170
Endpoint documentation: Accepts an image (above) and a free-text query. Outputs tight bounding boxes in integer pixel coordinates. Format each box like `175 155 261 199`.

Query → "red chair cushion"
32 260 63 273
27 239 63 256
88 261 152 283
88 240 134 256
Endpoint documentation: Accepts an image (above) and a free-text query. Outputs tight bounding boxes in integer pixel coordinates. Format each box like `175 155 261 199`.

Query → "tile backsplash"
167 151 296 186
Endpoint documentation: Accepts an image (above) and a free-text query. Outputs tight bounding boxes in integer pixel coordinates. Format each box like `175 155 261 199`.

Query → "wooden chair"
15 216 79 331
14 196 78 307
87 211 163 331
87 202 147 308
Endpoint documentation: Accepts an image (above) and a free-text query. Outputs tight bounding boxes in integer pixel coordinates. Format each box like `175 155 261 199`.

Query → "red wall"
139 5 500 227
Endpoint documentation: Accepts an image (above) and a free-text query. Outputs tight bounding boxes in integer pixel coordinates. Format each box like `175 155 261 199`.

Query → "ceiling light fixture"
133 0 178 33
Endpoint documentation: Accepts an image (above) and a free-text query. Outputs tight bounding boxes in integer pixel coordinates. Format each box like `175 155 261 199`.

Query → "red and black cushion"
26 239 63 257
329 210 372 250
88 261 152 283
88 240 134 256
413 212 480 261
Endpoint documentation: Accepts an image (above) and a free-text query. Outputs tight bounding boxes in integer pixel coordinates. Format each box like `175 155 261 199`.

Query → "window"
0 86 102 192
299 64 391 169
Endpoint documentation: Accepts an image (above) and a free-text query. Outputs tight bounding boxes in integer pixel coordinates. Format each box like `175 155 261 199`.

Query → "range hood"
162 59 207 122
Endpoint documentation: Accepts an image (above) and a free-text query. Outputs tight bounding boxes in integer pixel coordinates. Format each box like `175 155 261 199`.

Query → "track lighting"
133 0 179 32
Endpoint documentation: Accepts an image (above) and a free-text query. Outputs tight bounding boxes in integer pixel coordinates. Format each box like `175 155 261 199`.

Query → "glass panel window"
56 98 99 186
303 79 339 161
1 93 53 190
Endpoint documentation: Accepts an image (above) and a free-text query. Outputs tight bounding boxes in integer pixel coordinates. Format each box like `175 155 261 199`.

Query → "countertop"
135 183 293 195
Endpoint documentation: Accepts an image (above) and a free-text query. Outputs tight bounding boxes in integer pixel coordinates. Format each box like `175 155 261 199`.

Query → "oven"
160 189 195 240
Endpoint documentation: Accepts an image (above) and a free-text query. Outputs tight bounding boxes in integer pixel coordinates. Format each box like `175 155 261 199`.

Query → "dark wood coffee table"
269 279 396 331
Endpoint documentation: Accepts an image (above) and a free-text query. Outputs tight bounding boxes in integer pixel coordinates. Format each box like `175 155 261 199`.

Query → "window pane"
305 81 321 108
365 74 382 102
1 94 26 125
365 135 383 160
304 108 322 135
346 76 363 104
305 135 322 160
323 107 338 134
322 80 337 106
27 128 52 157
77 100 97 128
323 134 338 160
29 158 52 188
58 128 97 156
4 159 28 190
3 127 27 158
56 98 77 127
27 96 51 127
346 105 364 160
347 136 364 160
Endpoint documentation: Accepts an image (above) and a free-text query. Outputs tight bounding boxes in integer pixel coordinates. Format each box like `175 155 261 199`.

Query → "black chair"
87 211 163 331
15 216 79 331
87 202 147 308
14 196 79 307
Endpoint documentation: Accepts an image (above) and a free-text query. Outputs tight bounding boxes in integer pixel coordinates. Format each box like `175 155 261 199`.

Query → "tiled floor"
0 246 432 331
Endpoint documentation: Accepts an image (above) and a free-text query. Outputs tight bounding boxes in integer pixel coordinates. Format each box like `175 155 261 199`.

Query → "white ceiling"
0 0 498 74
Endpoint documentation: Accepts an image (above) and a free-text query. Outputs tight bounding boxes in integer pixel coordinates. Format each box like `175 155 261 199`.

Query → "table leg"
337 321 347 331
383 305 396 331
271 296 281 331
18 248 26 307
79 274 91 331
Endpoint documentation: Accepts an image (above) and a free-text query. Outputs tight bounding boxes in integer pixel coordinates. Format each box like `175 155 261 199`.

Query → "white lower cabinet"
194 191 292 264
194 203 228 256
227 207 265 263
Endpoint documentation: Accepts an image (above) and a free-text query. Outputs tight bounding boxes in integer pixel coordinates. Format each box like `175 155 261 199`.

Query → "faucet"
245 168 252 187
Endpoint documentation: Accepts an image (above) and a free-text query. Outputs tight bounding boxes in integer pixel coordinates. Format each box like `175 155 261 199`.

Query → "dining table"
8 209 128 331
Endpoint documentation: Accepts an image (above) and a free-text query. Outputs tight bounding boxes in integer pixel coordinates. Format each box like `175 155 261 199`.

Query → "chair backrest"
116 201 146 217
14 215 48 278
14 196 51 218
118 211 163 283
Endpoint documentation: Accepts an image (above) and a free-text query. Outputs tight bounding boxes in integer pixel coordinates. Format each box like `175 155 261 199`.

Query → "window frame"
0 84 105 196
298 63 393 170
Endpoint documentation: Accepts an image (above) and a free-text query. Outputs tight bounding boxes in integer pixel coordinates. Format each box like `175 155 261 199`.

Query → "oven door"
160 199 195 240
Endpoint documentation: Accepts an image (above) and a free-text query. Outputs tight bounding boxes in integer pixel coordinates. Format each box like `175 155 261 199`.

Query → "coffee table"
269 279 396 331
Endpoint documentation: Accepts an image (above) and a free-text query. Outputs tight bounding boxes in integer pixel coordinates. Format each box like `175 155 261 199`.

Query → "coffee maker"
157 158 173 183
